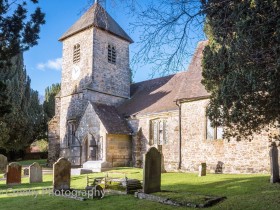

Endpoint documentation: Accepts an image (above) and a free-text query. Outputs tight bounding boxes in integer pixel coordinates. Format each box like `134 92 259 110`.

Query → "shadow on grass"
159 174 280 209
0 173 280 210
0 181 53 191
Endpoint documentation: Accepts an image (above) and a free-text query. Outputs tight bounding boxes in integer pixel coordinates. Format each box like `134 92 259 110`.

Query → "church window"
150 119 168 145
73 44 80 63
108 44 116 64
206 116 224 140
67 120 76 146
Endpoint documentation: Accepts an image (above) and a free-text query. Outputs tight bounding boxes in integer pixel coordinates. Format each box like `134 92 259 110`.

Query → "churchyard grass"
0 168 280 210
17 159 47 166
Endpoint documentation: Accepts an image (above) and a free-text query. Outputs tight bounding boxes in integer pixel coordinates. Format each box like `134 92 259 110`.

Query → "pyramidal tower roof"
59 2 133 43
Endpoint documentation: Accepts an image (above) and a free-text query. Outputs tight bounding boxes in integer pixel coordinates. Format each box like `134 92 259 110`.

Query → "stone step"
82 161 111 172
71 168 93 176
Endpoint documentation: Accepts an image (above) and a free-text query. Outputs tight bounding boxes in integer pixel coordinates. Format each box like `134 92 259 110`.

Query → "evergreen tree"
123 0 280 139
43 83 61 121
0 54 45 151
0 0 45 118
202 0 280 139
0 0 45 151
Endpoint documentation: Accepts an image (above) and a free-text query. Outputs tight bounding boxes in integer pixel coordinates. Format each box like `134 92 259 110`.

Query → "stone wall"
106 134 132 167
84 89 127 107
128 111 180 171
128 99 275 174
180 99 271 174
58 27 131 156
61 28 94 96
68 103 107 165
92 28 131 99
47 116 60 166
59 92 88 152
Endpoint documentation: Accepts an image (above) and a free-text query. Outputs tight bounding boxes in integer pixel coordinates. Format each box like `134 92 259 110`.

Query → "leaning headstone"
270 142 280 183
53 157 71 191
0 154 8 173
198 163 207 177
143 147 161 194
6 162 22 186
29 162 43 183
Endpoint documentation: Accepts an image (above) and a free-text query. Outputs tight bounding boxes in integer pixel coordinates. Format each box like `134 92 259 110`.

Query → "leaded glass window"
150 119 168 145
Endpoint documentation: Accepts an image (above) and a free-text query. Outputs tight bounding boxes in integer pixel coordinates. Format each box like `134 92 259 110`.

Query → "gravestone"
0 154 8 173
198 163 207 177
23 168 29 176
53 157 71 191
269 143 280 183
6 162 22 185
215 161 224 174
29 162 43 183
143 147 161 194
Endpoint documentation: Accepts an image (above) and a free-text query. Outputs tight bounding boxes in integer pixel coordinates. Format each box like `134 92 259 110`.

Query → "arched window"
73 44 80 63
108 44 116 64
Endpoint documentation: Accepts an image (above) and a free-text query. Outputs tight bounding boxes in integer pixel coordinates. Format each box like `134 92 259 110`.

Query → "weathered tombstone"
215 161 224 174
53 157 71 191
23 168 29 176
143 147 161 194
270 143 280 183
6 162 22 185
29 162 43 183
0 154 8 173
198 163 207 177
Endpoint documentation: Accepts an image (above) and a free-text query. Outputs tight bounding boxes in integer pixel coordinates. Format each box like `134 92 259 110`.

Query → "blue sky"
24 0 204 96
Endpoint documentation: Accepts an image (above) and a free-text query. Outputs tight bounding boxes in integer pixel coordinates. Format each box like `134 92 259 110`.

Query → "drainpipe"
176 100 182 170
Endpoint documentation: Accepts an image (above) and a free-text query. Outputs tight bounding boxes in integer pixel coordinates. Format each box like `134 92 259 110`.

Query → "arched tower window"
108 44 116 64
73 44 80 63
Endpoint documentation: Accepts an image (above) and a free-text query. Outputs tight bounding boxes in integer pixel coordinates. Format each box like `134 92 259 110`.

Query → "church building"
48 2 273 173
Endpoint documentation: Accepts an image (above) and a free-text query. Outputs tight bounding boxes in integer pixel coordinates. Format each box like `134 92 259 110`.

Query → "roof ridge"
59 3 133 43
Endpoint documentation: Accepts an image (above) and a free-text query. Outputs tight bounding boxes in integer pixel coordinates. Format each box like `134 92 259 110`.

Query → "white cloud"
37 58 62 71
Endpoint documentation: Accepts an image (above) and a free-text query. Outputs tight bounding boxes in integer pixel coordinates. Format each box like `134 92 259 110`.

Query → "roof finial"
95 0 99 4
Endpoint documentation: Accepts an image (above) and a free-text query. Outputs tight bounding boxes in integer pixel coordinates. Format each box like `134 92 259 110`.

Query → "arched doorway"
82 134 100 163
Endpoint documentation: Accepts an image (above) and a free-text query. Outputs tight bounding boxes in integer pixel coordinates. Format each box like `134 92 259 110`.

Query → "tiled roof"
92 103 132 135
59 2 133 43
117 41 209 116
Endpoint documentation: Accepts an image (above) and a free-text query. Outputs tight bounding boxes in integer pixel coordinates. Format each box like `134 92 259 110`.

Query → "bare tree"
82 0 205 76
131 0 205 76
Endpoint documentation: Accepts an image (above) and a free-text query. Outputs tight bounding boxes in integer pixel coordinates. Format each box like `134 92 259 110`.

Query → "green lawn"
0 168 280 210
16 159 47 166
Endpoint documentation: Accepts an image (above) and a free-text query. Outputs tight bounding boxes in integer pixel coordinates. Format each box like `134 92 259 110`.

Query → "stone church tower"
48 2 133 167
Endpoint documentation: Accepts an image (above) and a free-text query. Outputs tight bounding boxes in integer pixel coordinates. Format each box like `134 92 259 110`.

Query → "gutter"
175 100 182 170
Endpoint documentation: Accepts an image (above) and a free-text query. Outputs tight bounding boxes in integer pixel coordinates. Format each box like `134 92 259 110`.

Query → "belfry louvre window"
73 44 80 63
108 44 116 64
150 119 168 145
